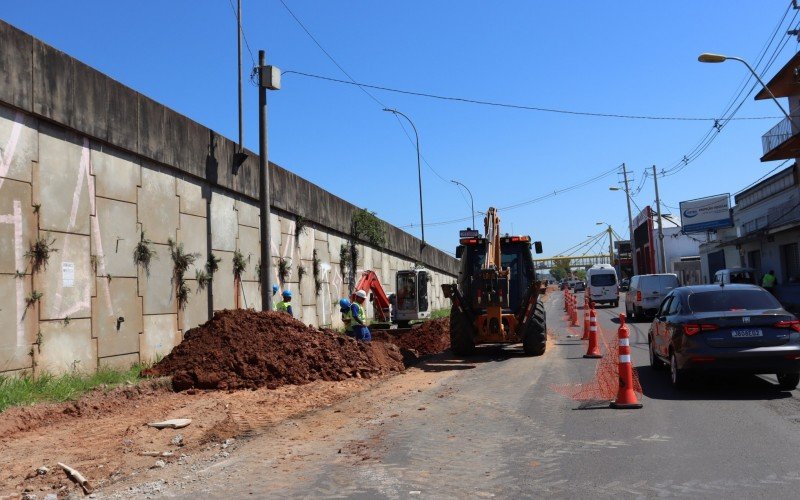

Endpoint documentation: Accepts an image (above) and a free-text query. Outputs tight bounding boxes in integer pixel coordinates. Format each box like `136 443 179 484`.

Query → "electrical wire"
281 70 781 122
225 0 256 67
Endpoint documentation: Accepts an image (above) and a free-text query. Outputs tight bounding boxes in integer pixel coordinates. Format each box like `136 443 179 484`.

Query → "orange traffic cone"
582 299 590 340
563 288 569 312
583 307 602 358
570 294 578 326
611 313 643 409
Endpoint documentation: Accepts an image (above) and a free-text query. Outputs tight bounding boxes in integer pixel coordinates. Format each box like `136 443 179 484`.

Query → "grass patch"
430 308 451 320
0 364 148 413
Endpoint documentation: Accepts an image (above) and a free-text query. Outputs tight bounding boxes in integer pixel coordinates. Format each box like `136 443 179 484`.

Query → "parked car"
586 264 618 307
619 278 630 292
714 268 758 285
626 274 680 321
648 284 800 390
573 281 586 292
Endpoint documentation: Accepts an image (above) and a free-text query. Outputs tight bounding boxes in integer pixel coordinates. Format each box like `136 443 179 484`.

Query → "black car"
648 284 800 390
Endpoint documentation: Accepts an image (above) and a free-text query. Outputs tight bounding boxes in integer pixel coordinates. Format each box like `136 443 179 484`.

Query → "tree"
551 257 572 281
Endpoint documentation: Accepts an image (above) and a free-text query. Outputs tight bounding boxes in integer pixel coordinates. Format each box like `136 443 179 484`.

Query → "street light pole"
384 108 425 245
451 179 475 229
652 164 667 274
698 53 794 125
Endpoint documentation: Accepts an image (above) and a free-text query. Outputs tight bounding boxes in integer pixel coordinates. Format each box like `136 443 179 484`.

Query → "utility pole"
622 164 638 276
606 224 614 267
652 165 667 274
237 0 243 153
258 51 281 310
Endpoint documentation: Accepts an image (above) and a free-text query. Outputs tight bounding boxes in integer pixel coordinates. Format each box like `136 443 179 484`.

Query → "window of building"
781 242 800 284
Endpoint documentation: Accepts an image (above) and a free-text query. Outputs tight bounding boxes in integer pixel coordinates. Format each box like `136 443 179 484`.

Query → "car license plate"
731 328 763 338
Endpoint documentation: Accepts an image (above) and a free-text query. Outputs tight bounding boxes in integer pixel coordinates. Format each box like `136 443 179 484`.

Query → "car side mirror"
534 241 543 254
455 245 464 258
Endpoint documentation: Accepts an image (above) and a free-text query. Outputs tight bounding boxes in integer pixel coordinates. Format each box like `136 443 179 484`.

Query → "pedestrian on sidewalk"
762 270 777 296
276 290 294 317
346 290 371 341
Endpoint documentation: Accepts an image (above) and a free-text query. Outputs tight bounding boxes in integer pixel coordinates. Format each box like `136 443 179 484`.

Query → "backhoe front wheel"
523 299 547 356
449 308 475 356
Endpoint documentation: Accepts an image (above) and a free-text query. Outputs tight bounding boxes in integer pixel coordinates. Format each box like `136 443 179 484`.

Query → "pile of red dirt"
143 310 405 392
372 317 450 362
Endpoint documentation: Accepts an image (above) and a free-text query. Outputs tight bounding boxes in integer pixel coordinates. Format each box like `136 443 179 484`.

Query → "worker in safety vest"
339 298 352 331
276 290 294 317
347 290 371 341
271 284 279 310
762 270 777 296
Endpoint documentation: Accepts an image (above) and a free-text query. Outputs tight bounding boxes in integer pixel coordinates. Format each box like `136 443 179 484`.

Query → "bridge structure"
532 254 611 269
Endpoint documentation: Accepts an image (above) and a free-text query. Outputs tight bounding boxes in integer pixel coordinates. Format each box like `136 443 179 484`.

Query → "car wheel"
613 300 619 308
776 372 800 390
670 351 688 389
649 337 663 371
634 306 643 323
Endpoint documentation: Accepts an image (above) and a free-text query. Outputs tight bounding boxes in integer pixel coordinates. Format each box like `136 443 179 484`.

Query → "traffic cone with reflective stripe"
611 313 643 409
583 307 602 358
570 293 578 326
582 294 590 340
564 288 569 312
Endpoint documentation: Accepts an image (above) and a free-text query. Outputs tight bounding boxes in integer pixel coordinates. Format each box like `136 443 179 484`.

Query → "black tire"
670 351 688 389
649 336 664 371
776 372 800 390
625 302 633 320
523 300 547 356
612 300 619 308
634 306 643 323
396 320 411 329
449 309 475 356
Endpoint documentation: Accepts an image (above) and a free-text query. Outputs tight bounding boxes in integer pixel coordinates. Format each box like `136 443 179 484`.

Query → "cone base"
610 401 643 409
583 354 602 359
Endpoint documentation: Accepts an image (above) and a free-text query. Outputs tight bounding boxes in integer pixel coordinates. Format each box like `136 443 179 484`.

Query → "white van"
586 264 619 307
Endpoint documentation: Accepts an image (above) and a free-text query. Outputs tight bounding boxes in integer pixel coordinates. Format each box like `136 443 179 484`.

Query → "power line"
281 70 782 122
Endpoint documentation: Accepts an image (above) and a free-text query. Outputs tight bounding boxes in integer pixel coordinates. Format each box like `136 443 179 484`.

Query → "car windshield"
590 273 616 286
687 289 781 312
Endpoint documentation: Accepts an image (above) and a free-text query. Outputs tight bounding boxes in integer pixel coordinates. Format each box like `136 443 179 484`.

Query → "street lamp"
596 222 614 266
384 108 425 245
451 179 475 230
698 53 793 123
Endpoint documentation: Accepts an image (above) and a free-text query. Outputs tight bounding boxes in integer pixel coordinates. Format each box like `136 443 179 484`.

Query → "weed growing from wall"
25 234 57 273
26 290 43 309
351 208 386 247
295 215 308 241
206 253 221 276
167 238 199 310
133 230 156 276
339 245 348 283
298 265 307 282
278 257 291 286
233 250 248 283
196 269 210 292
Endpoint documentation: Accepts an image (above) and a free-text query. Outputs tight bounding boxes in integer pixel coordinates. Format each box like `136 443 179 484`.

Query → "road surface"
146 292 800 498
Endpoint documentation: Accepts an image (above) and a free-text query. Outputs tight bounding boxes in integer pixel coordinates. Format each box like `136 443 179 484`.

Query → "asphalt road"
172 292 800 498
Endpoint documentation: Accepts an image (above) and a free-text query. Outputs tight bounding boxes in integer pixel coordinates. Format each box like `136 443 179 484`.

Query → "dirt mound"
143 310 405 392
372 318 450 363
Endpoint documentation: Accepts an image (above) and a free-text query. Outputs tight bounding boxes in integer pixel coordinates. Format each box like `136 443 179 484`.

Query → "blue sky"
3 1 796 257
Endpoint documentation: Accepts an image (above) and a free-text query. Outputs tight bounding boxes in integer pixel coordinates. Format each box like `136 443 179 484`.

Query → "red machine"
351 270 392 322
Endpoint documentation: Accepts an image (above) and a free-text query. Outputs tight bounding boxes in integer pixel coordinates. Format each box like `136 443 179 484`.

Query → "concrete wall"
0 20 457 377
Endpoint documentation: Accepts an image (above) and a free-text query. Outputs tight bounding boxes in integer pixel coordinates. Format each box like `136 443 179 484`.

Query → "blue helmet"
272 284 279 295
282 290 292 298
339 298 351 308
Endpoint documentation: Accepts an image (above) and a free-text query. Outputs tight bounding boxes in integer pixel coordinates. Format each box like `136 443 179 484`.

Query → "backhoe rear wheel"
449 308 475 356
523 298 547 356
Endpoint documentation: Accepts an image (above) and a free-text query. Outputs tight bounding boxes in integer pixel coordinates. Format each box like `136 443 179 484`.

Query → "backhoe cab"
442 207 547 356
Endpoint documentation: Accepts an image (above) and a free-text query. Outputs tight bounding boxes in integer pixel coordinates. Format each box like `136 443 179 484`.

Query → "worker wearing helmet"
271 284 279 310
276 290 294 317
339 298 352 331
347 290 371 341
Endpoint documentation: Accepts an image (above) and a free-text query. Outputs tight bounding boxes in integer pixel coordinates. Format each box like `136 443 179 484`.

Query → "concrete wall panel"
177 176 208 217
181 278 209 332
138 163 178 244
91 144 140 203
0 274 36 372
35 318 95 375
212 250 235 310
140 314 179 363
99 352 140 371
137 95 166 165
236 199 259 228
106 78 139 152
236 225 260 282
0 104 38 184
140 243 176 315
0 179 34 275
177 213 208 275
93 277 142 358
36 124 90 235
210 191 237 251
32 40 74 127
238 281 261 311
36 232 92 320
72 60 107 139
94 197 138 278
